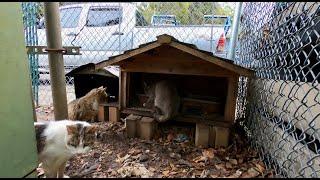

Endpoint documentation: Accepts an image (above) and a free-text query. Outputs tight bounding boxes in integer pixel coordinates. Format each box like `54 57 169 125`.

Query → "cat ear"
66 125 77 135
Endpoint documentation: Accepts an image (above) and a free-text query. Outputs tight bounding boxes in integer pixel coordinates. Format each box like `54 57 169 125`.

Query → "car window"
60 7 82 28
86 6 122 27
38 7 82 29
135 11 148 26
152 16 176 25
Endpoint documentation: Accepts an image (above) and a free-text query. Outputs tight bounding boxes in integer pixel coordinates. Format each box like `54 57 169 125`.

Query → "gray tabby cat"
143 80 180 122
34 120 98 178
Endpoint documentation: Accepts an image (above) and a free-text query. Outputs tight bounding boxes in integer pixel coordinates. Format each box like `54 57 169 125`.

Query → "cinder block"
109 106 119 123
139 117 156 140
208 125 216 147
215 127 230 148
195 123 210 148
98 105 108 122
125 114 141 138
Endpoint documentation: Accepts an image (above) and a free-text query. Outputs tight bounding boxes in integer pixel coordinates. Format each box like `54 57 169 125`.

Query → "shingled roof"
94 34 253 77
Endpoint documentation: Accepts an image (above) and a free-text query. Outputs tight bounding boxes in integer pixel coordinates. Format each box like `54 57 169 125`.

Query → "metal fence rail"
235 2 320 177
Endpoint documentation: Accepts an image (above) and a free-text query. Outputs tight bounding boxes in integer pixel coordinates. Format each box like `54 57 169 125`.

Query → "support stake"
44 2 68 120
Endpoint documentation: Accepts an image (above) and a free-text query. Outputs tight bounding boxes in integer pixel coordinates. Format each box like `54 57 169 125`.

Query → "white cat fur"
35 120 94 177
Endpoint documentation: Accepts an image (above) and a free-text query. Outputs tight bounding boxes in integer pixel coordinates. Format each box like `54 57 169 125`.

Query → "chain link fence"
21 1 320 177
235 2 320 178
22 2 236 120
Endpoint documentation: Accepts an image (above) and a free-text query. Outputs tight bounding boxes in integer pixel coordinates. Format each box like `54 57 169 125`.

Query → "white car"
37 2 230 81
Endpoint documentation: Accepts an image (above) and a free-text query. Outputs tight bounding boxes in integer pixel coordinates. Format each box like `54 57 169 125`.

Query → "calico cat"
143 80 180 122
34 120 98 178
68 86 108 122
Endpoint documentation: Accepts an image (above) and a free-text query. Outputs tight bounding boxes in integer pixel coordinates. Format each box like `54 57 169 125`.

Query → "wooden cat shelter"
94 34 253 147
66 63 119 102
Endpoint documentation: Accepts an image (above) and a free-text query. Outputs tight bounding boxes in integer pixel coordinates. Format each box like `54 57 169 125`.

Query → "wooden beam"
121 57 237 77
224 76 239 123
157 34 173 44
95 42 162 69
118 71 123 111
121 71 127 109
126 72 131 108
169 41 254 77
121 107 232 128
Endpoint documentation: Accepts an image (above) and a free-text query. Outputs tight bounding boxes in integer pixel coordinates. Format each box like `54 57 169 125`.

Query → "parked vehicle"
36 3 232 81
151 15 179 26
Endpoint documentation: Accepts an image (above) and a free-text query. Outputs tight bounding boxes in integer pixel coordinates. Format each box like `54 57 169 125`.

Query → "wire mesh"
235 2 320 178
21 2 236 120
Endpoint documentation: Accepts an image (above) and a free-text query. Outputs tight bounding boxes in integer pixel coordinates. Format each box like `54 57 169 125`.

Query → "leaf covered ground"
37 120 276 178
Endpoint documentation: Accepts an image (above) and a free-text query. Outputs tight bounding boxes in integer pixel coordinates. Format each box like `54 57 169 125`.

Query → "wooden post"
214 76 239 147
44 2 68 120
214 127 230 148
120 71 127 109
224 76 239 123
208 125 216 147
98 104 108 122
109 106 119 123
140 117 155 140
125 114 141 138
195 123 210 148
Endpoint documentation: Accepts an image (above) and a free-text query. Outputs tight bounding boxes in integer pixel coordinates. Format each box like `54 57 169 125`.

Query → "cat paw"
63 175 70 178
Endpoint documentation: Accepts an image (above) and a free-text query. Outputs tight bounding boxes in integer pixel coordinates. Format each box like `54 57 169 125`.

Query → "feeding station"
92 34 254 147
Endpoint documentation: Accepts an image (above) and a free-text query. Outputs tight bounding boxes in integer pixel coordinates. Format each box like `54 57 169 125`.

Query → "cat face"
86 86 108 102
66 124 98 154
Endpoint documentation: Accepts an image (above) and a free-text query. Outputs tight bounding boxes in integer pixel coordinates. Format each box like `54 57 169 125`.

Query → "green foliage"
137 2 235 25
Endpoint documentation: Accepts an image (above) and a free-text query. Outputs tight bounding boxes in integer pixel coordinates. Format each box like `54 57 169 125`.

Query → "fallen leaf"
241 167 260 178
215 164 226 171
200 169 210 178
226 162 233 169
193 156 208 163
167 133 175 142
229 159 238 165
128 148 142 156
162 170 170 177
255 162 266 174
202 148 215 159
169 163 175 169
170 171 178 175
238 158 244 164
227 170 242 178
116 154 131 164
149 167 156 172
210 174 219 178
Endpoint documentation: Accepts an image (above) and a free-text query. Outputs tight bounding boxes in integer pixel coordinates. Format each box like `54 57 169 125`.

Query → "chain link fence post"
43 2 68 120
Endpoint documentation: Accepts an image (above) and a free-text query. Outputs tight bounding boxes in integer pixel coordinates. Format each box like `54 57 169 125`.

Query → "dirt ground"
37 119 275 178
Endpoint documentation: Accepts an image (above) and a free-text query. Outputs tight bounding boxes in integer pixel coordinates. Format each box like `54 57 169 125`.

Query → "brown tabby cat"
68 86 108 122
34 120 98 178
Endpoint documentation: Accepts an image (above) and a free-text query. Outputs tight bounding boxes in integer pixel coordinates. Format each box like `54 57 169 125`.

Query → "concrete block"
195 123 210 148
